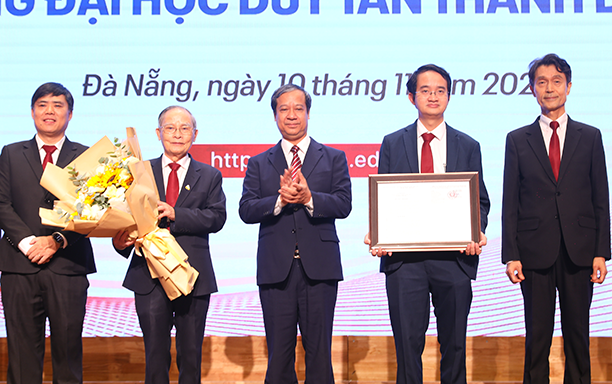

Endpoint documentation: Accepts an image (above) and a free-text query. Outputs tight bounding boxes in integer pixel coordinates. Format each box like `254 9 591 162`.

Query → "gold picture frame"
369 172 481 252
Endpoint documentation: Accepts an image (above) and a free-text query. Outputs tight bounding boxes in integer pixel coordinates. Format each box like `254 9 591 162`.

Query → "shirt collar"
281 135 311 155
540 113 568 129
416 120 446 141
35 135 66 151
161 153 191 170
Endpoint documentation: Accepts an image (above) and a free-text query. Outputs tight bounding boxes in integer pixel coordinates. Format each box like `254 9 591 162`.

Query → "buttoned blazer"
0 137 95 275
502 117 611 269
121 155 226 297
377 121 490 280
239 139 352 285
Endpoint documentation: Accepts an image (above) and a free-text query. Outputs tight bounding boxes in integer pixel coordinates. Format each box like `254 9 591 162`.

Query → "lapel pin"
185 185 191 191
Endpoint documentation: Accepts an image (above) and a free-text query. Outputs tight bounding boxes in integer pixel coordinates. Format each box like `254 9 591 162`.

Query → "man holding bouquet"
113 105 226 384
0 82 96 384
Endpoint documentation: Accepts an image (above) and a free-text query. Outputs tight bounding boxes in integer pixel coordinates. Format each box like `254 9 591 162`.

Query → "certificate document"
369 172 480 252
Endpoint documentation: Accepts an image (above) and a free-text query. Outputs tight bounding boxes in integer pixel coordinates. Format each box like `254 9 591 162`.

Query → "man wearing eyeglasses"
113 105 226 384
365 64 490 384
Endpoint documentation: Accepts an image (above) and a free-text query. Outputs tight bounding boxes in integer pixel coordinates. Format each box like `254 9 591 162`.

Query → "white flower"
109 197 131 215
81 203 104 221
95 165 106 175
103 185 120 200
123 156 139 166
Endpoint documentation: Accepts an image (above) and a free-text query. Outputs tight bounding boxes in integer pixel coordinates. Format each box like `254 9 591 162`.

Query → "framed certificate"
369 172 481 252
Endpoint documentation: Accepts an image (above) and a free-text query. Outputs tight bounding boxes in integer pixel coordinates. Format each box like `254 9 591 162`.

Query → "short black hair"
406 64 452 96
528 53 572 86
271 84 312 115
31 82 74 111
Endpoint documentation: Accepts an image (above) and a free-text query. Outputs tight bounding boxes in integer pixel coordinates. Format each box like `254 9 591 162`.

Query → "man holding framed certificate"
366 64 490 384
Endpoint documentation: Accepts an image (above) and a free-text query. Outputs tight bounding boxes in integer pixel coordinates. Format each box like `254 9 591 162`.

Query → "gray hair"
157 105 197 129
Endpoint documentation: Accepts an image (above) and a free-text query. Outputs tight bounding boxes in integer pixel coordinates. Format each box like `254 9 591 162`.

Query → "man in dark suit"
113 105 226 384
0 82 96 384
502 54 610 384
366 64 490 384
239 84 352 384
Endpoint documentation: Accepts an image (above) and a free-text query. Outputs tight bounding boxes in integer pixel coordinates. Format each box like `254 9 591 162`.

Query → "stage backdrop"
1 0 612 337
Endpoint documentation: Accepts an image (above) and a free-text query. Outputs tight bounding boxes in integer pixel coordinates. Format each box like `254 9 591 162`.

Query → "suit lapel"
402 123 419 173
302 139 323 179
23 137 43 180
445 125 459 172
25 137 82 172
558 117 581 182
175 157 200 207
151 156 166 201
56 138 81 168
267 141 288 176
525 118 557 184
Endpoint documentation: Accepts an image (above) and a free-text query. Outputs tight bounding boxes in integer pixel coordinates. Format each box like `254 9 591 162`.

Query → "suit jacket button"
556 192 561 196
291 229 296 234
555 215 559 219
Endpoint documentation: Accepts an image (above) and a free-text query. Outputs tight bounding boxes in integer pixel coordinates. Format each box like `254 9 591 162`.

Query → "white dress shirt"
416 120 447 173
36 134 65 165
274 136 314 216
539 113 568 160
161 154 191 195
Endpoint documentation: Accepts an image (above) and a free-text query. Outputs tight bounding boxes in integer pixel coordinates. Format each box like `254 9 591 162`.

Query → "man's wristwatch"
52 232 64 247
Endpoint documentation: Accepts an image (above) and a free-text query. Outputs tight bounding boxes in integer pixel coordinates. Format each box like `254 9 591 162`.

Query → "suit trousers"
259 258 338 384
1 269 89 384
521 241 593 384
385 257 472 384
134 283 210 384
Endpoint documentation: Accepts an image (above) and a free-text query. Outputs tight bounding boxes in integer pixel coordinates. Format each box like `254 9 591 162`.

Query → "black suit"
0 137 95 384
239 139 351 384
502 116 610 383
117 155 226 384
378 121 490 384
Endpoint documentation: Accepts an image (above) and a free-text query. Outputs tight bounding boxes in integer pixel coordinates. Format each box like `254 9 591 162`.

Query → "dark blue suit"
239 138 351 384
378 121 490 384
118 155 226 384
502 117 610 383
0 137 96 384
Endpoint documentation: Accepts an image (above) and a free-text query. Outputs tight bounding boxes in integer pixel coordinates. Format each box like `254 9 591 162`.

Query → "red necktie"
549 121 560 181
290 145 302 181
42 145 56 170
421 133 435 173
166 162 180 207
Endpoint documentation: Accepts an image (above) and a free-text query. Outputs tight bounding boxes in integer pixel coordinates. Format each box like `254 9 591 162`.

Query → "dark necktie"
166 162 180 207
549 121 560 181
290 145 302 181
421 133 435 173
42 145 56 170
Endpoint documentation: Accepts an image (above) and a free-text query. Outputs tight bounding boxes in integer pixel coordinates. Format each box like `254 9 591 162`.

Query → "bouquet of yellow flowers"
62 139 138 222
39 128 198 300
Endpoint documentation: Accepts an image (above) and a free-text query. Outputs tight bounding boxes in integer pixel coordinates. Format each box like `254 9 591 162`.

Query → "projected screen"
1 0 612 337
